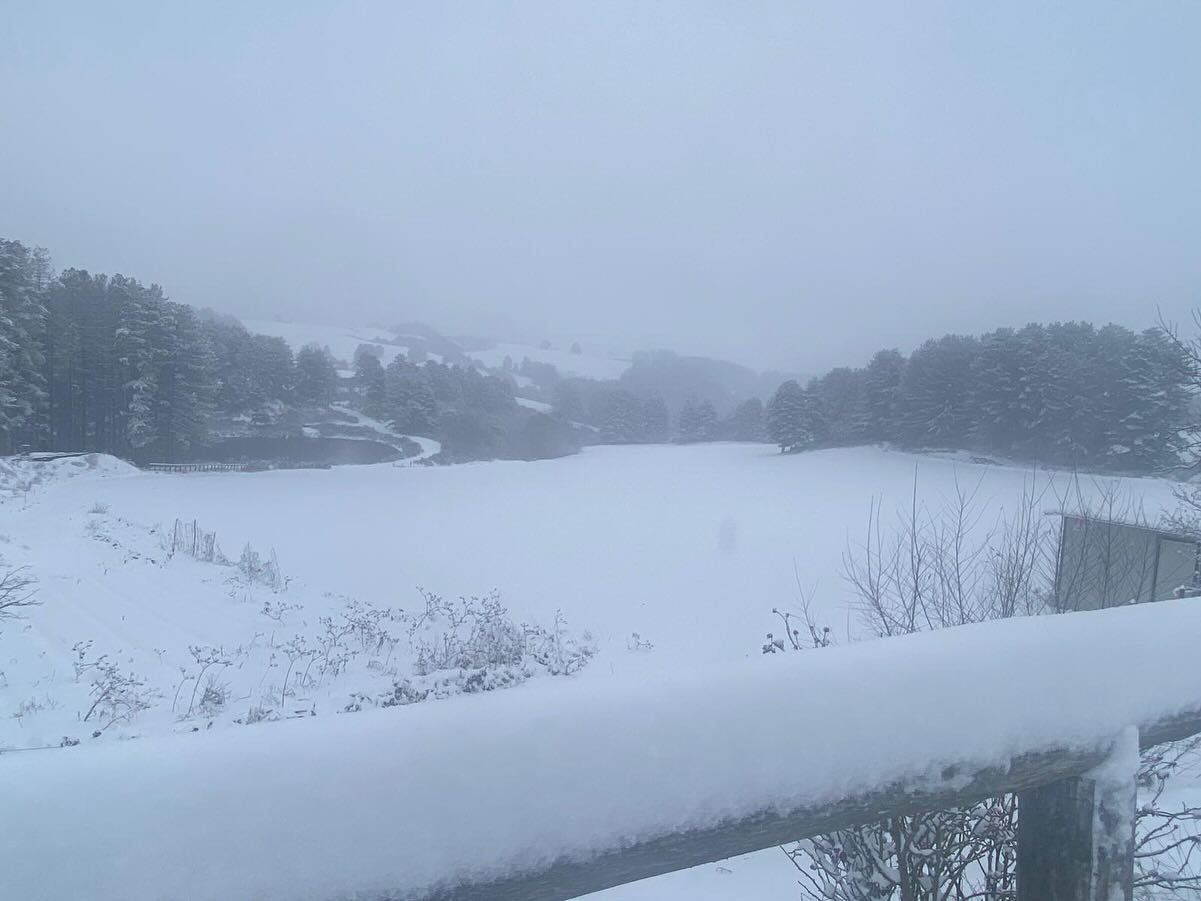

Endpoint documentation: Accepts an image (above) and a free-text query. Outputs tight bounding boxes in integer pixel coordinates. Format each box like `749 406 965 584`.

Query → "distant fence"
143 462 248 474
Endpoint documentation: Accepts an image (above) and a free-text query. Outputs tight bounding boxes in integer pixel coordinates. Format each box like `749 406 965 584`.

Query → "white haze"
2 2 1199 370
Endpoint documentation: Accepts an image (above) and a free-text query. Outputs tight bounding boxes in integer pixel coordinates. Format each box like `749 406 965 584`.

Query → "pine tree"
677 397 718 443
601 389 643 443
251 335 295 407
552 380 586 422
896 336 977 449
353 346 387 420
767 380 807 453
720 397 766 441
113 280 161 453
859 349 905 442
385 361 438 435
640 396 670 443
807 368 864 446
295 344 337 407
967 328 1025 453
0 240 49 451
153 302 213 460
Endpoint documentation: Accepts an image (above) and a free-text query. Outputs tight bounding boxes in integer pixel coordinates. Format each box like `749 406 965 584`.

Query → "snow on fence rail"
143 461 248 473
3 600 1201 901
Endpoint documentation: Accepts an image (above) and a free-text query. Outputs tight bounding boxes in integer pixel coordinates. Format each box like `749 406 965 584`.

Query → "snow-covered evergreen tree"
676 397 718 443
354 350 387 421
385 361 438 435
719 397 766 442
600 389 644 443
640 396 670 443
0 239 49 451
767 380 808 453
857 349 905 442
294 343 338 407
896 335 976 449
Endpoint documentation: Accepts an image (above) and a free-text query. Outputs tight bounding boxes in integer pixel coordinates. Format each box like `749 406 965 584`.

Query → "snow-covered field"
0 444 1186 899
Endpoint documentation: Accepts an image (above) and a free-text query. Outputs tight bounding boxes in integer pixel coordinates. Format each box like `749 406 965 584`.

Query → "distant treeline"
352 347 578 462
766 324 1193 472
4 236 1189 471
539 328 1198 475
0 237 575 463
542 351 772 444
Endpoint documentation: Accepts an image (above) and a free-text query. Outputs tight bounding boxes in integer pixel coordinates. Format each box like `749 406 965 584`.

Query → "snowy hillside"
241 318 633 385
240 318 439 367
464 340 631 380
0 444 1185 899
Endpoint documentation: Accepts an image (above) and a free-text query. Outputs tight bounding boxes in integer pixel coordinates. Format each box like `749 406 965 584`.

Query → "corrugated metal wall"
1054 516 1195 610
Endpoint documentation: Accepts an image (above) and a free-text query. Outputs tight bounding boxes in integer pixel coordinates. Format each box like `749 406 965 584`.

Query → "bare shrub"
197 673 231 715
0 566 38 622
277 635 313 707
778 471 1201 900
82 658 156 732
260 598 302 622
172 645 232 717
346 589 595 712
238 544 285 592
1136 738 1201 897
237 704 279 726
164 518 223 563
408 589 527 675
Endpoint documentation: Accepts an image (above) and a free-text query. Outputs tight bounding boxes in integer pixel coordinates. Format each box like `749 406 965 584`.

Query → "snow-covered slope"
0 444 1185 899
0 445 1180 741
240 319 419 366
466 340 631 380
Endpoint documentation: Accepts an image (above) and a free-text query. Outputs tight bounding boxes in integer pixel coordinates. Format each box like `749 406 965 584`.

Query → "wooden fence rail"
143 461 248 473
417 709 1201 901
5 600 1201 901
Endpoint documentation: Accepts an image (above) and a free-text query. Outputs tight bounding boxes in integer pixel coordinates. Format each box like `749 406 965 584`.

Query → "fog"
3 2 1199 371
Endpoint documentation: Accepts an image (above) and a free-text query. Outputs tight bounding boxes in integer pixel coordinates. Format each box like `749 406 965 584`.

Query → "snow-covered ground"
9 598 1196 901
466 340 631 380
239 317 627 382
240 318 419 367
515 395 553 413
0 444 1187 899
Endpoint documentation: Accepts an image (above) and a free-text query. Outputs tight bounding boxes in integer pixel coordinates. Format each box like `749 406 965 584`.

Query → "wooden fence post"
1017 728 1138 901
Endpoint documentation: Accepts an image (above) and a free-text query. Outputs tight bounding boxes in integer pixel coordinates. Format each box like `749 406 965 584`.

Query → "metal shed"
1053 513 1200 611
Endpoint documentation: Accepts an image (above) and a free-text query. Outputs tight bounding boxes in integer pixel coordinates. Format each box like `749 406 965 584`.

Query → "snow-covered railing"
3 600 1201 901
143 461 248 473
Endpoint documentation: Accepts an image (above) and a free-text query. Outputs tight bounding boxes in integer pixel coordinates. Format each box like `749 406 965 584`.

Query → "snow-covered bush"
162 518 286 592
238 543 285 593
163 518 223 563
197 674 231 715
172 645 232 718
81 657 156 733
345 590 594 712
237 704 279 726
408 589 526 674
528 610 594 676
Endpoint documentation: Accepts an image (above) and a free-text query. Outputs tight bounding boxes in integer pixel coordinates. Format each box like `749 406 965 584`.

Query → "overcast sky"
3 2 1200 371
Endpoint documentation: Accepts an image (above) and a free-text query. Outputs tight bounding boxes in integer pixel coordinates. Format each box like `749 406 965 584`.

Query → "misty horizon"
4 2 1200 373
